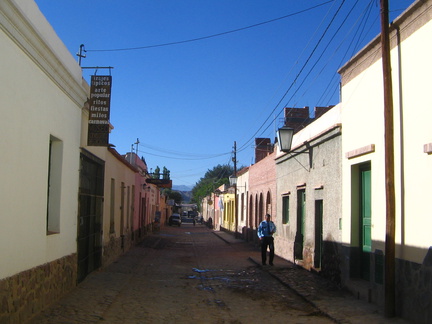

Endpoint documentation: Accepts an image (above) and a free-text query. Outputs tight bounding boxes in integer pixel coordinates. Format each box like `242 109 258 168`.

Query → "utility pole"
76 44 86 66
135 138 140 156
380 0 396 318
233 141 238 238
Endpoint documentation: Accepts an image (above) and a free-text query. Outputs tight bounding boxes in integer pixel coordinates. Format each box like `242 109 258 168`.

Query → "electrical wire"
86 1 334 52
111 0 404 182
137 148 230 161
311 0 376 105
138 142 229 159
284 0 374 119
280 0 347 129
237 0 346 153
81 0 413 190
239 0 380 147
293 0 362 105
138 0 380 173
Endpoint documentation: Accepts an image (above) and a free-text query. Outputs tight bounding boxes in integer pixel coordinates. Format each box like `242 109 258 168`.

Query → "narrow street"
28 222 332 324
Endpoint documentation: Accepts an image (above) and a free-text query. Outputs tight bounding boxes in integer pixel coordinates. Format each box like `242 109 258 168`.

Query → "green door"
360 167 371 280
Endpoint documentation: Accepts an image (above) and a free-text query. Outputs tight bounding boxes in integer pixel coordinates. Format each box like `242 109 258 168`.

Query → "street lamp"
229 175 237 186
277 126 295 152
277 126 312 168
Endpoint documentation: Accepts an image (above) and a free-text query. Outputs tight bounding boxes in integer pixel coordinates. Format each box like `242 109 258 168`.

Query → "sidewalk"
213 230 408 324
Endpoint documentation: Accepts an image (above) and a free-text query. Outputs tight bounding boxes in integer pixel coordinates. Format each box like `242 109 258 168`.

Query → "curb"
248 256 340 324
212 231 232 244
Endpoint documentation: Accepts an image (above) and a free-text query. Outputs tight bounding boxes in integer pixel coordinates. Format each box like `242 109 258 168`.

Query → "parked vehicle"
188 210 197 218
169 213 182 226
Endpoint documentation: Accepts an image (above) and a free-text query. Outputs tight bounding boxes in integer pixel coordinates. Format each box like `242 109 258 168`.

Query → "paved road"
28 224 332 323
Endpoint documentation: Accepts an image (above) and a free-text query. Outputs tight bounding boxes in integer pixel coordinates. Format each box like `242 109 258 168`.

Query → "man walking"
258 214 276 265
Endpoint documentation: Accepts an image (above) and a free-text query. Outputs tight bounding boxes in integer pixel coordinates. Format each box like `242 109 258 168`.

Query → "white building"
275 105 342 274
339 0 432 322
0 0 87 322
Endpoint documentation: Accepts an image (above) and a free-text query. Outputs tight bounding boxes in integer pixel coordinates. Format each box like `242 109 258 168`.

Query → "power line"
305 0 371 105
284 0 361 109
138 142 228 159
86 1 334 52
237 0 346 152
239 0 378 151
137 148 230 161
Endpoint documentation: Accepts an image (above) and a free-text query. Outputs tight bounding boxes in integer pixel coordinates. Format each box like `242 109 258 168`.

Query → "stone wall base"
102 234 124 267
340 245 432 324
395 249 432 324
0 254 77 324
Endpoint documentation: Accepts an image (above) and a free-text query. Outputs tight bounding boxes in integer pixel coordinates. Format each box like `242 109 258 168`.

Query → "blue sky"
34 0 412 188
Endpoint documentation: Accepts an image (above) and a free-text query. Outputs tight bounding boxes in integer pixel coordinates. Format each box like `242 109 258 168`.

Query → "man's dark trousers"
261 236 274 265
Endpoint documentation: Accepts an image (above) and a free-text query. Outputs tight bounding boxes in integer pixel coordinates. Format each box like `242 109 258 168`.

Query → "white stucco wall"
275 105 342 267
340 0 432 264
0 0 87 279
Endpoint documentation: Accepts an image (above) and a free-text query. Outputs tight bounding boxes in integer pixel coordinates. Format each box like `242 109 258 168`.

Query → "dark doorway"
294 189 306 260
314 200 323 268
77 150 104 283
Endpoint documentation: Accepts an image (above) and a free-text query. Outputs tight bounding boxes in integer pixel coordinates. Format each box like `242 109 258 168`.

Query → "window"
282 195 290 224
110 178 115 233
46 135 63 234
126 185 130 228
240 193 244 221
131 185 135 232
120 182 125 235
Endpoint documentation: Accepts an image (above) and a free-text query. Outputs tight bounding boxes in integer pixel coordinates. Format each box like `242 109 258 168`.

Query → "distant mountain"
172 185 192 203
172 185 192 192
179 191 192 203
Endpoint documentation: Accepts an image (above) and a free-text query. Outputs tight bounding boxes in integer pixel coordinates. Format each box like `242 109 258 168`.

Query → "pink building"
124 152 162 237
245 141 277 243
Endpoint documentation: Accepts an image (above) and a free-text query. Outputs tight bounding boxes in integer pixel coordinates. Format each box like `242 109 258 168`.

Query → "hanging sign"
87 75 112 146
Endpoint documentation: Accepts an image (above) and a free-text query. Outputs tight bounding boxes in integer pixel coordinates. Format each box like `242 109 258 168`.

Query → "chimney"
284 105 335 133
255 138 273 163
314 105 334 119
284 106 311 133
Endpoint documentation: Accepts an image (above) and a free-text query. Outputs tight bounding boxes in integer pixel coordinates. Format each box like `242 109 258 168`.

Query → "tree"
191 164 234 208
153 166 160 179
162 188 182 204
162 166 170 179
169 191 182 205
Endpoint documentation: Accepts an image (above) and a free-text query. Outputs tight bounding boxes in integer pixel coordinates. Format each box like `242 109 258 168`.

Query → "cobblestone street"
27 224 408 324
28 224 331 323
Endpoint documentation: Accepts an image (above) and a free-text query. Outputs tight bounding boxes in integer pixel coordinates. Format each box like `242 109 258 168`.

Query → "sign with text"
88 75 112 146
